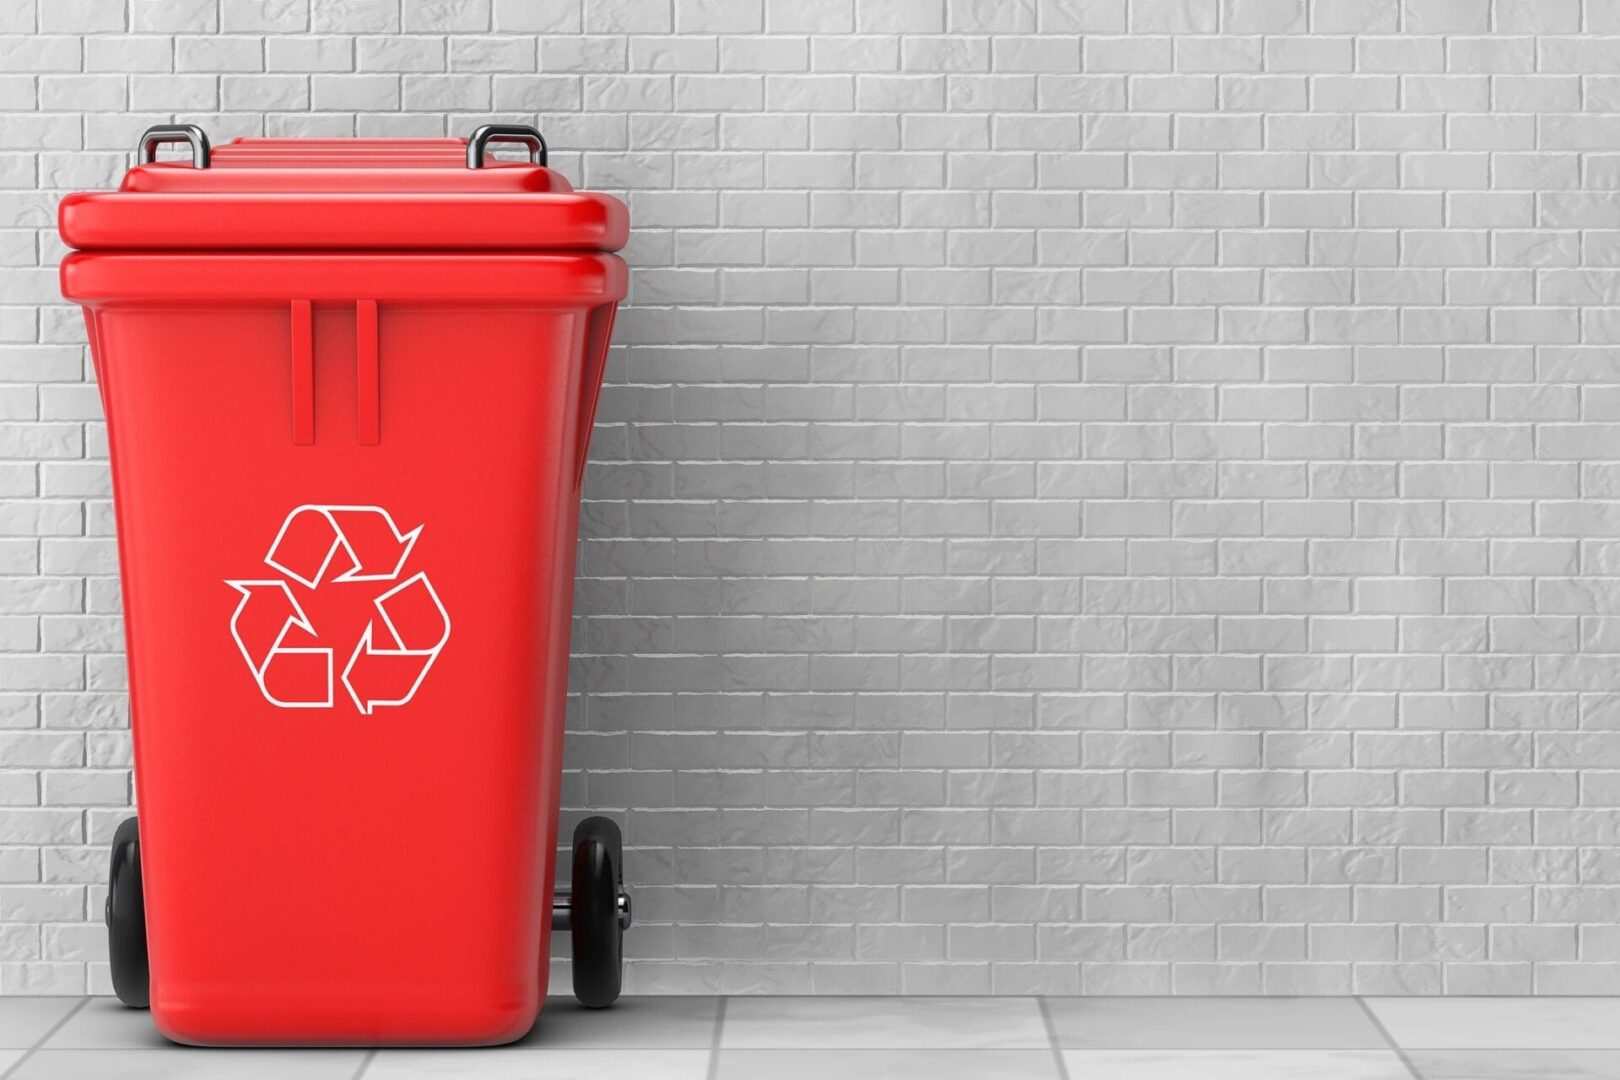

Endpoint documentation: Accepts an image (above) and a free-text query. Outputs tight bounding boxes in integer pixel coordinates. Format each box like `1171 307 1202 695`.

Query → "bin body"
59 139 627 1045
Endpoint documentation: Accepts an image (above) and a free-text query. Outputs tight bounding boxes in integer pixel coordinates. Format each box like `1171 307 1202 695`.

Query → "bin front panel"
89 288 597 1044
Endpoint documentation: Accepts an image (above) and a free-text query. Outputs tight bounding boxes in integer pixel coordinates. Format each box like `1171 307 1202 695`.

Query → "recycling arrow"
342 572 451 715
265 505 421 589
226 580 332 709
227 504 449 714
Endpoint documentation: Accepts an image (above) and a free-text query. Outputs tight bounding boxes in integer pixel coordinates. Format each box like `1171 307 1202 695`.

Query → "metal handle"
466 124 547 169
137 124 211 168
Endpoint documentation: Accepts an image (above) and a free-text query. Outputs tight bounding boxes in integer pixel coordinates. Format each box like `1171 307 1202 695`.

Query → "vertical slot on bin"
291 299 314 445
356 299 379 445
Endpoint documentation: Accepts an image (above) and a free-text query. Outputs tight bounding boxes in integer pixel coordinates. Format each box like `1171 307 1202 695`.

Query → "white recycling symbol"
227 505 451 714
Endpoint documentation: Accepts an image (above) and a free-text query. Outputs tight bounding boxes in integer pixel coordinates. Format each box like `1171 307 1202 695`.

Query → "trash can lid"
59 127 627 253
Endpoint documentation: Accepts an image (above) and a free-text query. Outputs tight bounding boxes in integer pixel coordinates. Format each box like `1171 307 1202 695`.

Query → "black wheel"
570 816 625 1009
107 816 149 1009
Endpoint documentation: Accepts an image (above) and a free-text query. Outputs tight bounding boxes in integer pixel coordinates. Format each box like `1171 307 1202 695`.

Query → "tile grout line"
1355 996 1424 1080
349 1046 378 1079
705 995 727 1080
0 995 90 1080
1037 996 1072 1080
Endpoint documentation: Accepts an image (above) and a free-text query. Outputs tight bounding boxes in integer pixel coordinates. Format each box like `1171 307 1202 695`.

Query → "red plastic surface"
203 138 508 171
59 194 626 251
58 137 627 1046
122 164 569 193
210 138 468 166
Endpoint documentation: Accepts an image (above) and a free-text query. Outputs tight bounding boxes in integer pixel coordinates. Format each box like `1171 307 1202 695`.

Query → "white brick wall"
4 0 1620 996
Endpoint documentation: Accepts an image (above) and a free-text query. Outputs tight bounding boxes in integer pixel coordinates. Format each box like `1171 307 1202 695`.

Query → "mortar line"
1355 995 1423 1080
0 995 89 1080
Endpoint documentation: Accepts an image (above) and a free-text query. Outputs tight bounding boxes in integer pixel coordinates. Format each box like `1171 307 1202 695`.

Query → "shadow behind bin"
57 128 628 1045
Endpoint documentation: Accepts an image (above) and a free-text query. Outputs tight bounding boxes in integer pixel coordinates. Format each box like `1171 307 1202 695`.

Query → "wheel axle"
551 888 633 931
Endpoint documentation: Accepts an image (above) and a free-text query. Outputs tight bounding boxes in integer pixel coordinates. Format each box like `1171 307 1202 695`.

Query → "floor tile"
1061 1049 1413 1079
517 996 719 1048
1365 997 1620 1050
365 1048 712 1079
1407 1050 1620 1079
715 1049 1060 1079
10 1049 365 1080
721 996 1049 1049
0 999 83 1049
1045 997 1390 1050
38 999 169 1050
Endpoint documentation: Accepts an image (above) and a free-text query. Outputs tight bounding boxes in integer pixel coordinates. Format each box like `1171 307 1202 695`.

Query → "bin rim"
59 192 628 253
60 250 629 305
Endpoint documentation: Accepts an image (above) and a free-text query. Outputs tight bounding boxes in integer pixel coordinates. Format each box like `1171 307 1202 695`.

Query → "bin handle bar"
137 124 211 169
467 124 547 169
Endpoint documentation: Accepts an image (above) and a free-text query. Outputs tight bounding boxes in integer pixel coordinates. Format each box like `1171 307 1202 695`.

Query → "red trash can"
57 125 632 1046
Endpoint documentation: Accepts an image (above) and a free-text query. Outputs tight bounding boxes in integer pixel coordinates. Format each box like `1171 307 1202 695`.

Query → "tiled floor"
4 995 1620 1078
